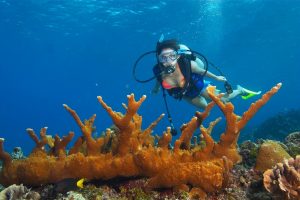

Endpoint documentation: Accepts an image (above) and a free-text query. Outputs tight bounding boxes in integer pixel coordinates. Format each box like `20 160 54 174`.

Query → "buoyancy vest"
153 55 204 100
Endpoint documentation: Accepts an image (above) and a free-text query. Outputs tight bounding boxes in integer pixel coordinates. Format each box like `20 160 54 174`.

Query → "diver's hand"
216 76 227 82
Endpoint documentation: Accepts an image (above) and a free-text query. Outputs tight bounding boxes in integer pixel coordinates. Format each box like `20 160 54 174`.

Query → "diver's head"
156 39 180 55
156 39 180 74
158 48 180 68
157 39 180 67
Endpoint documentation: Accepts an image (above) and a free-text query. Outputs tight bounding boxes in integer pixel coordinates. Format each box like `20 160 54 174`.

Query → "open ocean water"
0 0 299 155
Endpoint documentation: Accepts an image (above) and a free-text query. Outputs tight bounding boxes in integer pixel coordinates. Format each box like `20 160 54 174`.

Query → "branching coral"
263 155 300 200
0 83 281 195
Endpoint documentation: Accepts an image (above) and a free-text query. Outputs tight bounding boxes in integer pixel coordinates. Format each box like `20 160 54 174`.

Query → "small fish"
46 135 55 148
55 178 88 193
76 178 86 189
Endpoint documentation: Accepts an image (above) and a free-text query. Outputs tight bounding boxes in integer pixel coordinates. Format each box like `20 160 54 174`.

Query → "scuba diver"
151 38 261 109
133 36 261 135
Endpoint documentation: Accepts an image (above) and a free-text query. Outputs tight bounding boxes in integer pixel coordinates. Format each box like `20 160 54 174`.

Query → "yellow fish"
76 178 86 189
46 135 55 148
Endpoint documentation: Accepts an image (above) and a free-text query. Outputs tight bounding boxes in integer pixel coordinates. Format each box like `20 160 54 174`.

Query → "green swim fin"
238 85 261 100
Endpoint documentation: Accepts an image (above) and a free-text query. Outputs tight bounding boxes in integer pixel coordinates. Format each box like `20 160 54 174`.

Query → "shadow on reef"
252 108 300 141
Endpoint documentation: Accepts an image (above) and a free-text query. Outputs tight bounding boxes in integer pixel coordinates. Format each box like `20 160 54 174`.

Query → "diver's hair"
156 39 180 55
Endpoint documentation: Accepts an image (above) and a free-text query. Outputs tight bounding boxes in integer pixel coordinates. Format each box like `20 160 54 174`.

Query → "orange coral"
0 83 282 195
263 155 300 200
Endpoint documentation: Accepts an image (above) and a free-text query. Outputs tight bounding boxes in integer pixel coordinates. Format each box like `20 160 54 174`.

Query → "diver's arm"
151 80 161 94
191 61 226 82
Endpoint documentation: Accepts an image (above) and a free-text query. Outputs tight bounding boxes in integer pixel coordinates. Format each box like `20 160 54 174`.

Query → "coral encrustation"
0 83 282 195
263 155 300 199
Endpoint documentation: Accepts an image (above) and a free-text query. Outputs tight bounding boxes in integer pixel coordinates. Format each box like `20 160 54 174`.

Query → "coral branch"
207 86 239 148
63 104 96 138
98 94 147 156
238 83 282 130
208 83 282 163
158 128 172 149
178 117 199 149
195 101 215 125
0 138 11 166
141 114 165 139
207 117 222 135
97 94 146 130
103 128 112 147
26 127 48 155
69 136 84 155
207 86 226 111
54 132 74 158
200 126 214 155
178 102 216 150
64 104 102 156
221 156 230 187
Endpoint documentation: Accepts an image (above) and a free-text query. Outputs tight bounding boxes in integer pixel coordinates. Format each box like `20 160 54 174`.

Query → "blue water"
0 0 299 154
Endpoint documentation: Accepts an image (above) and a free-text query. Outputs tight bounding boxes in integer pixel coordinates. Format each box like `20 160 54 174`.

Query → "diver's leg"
200 88 213 99
198 85 235 103
183 95 208 110
221 85 261 102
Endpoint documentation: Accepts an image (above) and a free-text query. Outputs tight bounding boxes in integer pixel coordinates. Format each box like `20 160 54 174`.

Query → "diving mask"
158 49 178 63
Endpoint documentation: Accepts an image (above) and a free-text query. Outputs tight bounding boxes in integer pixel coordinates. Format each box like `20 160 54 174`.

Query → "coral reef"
284 131 300 158
239 140 259 168
255 140 291 172
253 108 300 141
0 83 281 196
263 155 300 200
